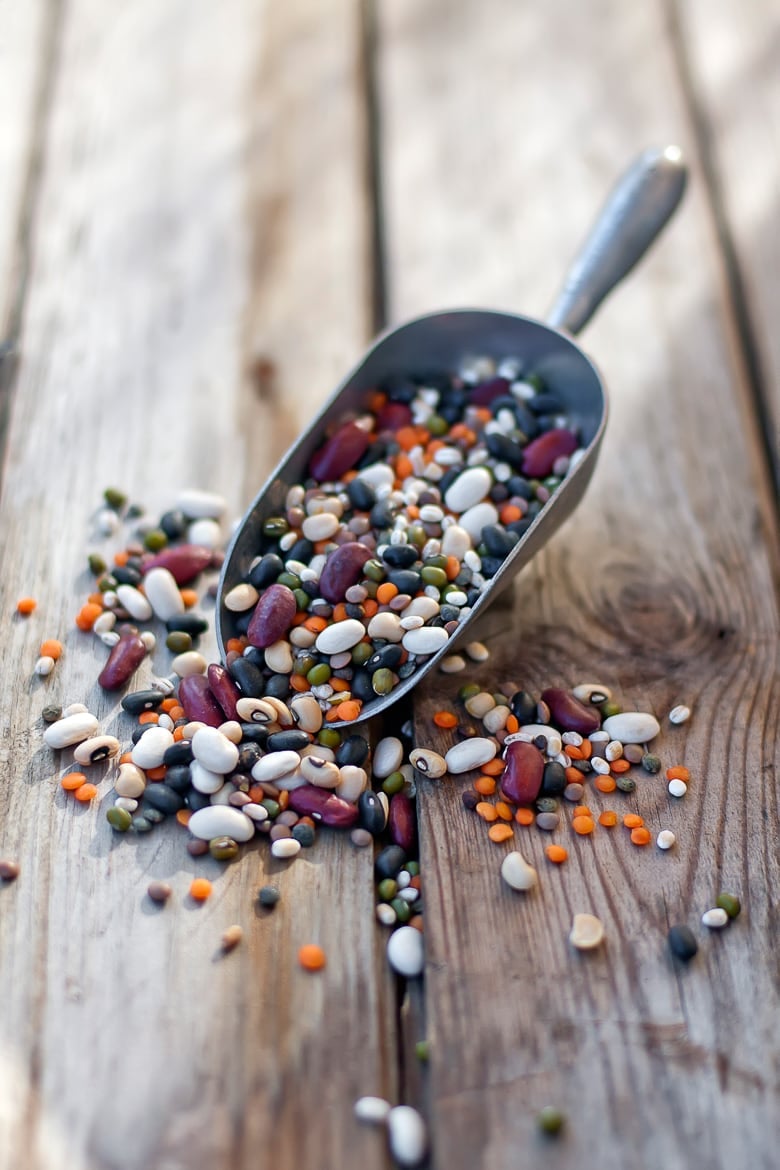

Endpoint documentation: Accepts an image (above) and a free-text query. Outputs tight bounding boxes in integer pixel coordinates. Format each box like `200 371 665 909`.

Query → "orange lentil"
61 772 88 791
367 390 386 412
330 677 351 693
406 505 420 520
598 810 618 827
298 943 327 971
481 758 505 776
327 700 360 722
495 801 513 822
572 815 596 835
474 776 497 796
290 675 311 693
113 550 130 567
515 807 535 826
630 826 652 846
145 766 167 781
573 805 593 819
566 744 584 760
87 592 105 607
409 874 422 891
565 766 582 785
363 599 379 618
226 637 246 654
138 711 159 725
75 602 103 631
394 454 414 481
175 809 192 827
180 588 198 608
666 765 690 781
579 739 592 759
172 727 186 741
160 697 178 713
504 714 519 735
119 752 133 764
376 582 398 605
475 801 498 823
40 638 63 660
433 710 458 729
74 783 98 802
396 426 422 451
16 597 37 615
545 844 568 864
499 504 522 525
248 785 265 803
610 759 631 774
488 823 514 843
332 604 348 623
623 813 644 829
594 775 617 794
189 878 212 902
445 556 461 581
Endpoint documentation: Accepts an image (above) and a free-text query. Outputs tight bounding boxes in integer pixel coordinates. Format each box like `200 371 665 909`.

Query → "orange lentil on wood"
594 775 617 794
16 598 37 615
433 711 458 729
74 783 98 802
572 815 596 835
488 823 514 843
138 711 159 725
630 827 652 846
475 802 498 823
623 814 644 829
61 772 88 791
573 806 593 819
610 759 631 774
545 844 569 864
495 801 513 822
474 776 497 796
40 639 63 660
481 758 505 776
298 944 326 971
189 878 212 901
598 810 618 827
75 602 103 631
666 765 690 781
515 808 535 826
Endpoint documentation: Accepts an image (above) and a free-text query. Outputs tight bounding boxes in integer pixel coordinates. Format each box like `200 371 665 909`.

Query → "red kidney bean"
541 687 600 735
521 428 578 477
388 792 416 852
142 544 213 585
288 785 359 828
375 401 412 432
317 541 372 603
98 633 146 691
246 583 297 649
207 663 242 722
469 376 510 406
500 740 545 805
177 674 224 727
308 421 371 482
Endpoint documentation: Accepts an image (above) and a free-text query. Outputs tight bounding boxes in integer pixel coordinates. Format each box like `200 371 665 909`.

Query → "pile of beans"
220 355 583 722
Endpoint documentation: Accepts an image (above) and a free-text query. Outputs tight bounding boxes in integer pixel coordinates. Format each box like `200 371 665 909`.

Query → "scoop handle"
546 146 687 335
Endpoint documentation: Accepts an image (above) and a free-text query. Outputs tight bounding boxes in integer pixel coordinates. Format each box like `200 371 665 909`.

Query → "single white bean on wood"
353 1096 391 1125
387 1105 428 1168
501 851 538 892
271 838 301 860
569 913 605 950
387 926 424 977
445 738 497 774
602 712 661 744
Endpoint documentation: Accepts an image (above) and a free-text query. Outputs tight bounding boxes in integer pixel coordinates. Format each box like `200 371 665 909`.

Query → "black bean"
347 479 376 511
541 761 567 797
165 614 209 637
164 765 193 794
143 784 185 815
228 656 266 697
264 673 291 701
358 791 386 835
267 729 310 753
367 644 404 672
248 554 284 590
163 740 193 766
668 925 698 962
382 544 419 569
121 689 165 715
336 735 370 767
375 844 406 880
186 789 211 812
159 509 187 540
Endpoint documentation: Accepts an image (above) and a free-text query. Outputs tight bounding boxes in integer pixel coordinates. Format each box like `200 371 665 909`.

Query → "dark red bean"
142 544 213 585
469 376 510 406
388 792 416 852
521 428 578 478
309 421 371 482
177 674 224 727
500 740 545 805
98 633 147 691
318 541 372 603
287 785 359 828
246 583 298 649
541 687 600 735
375 401 412 432
207 663 242 722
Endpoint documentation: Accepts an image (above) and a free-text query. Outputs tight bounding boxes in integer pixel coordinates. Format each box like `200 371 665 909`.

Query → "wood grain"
0 3 394 1169
672 0 780 488
378 0 780 1166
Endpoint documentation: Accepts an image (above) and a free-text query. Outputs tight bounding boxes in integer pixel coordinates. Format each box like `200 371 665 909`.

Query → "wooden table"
1 2 778 1168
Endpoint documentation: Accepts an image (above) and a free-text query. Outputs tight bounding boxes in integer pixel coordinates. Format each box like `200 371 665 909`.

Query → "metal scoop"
218 146 687 725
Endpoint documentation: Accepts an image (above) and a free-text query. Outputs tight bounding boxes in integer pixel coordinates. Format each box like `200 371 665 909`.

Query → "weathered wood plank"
378 0 780 1167
0 3 392 1169
673 0 780 486
0 0 50 340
